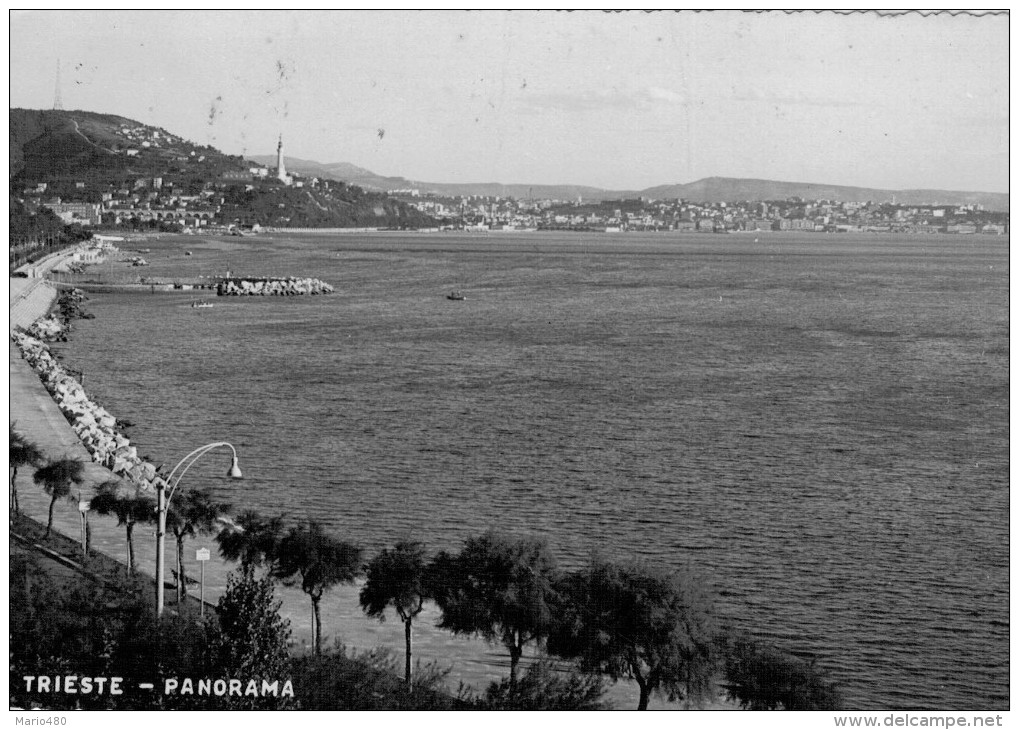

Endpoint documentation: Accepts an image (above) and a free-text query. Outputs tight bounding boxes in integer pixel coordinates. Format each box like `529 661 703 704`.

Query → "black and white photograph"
8 9 1009 721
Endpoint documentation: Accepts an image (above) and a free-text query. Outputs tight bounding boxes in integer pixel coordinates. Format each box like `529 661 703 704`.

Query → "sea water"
54 232 1009 709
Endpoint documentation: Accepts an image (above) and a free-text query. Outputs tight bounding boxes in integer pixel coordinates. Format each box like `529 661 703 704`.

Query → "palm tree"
165 487 230 602
272 520 362 656
360 541 431 689
33 458 85 538
10 425 44 516
89 479 157 575
216 509 286 575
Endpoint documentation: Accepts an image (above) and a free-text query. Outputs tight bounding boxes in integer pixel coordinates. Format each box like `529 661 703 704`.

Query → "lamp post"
155 442 242 618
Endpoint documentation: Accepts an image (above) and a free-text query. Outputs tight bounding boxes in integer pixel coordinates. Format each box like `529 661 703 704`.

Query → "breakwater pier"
216 276 333 296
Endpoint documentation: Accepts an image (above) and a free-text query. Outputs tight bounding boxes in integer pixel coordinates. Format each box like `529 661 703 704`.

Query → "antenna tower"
53 59 63 110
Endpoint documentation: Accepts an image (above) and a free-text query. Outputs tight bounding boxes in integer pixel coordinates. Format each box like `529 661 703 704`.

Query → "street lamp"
155 441 242 618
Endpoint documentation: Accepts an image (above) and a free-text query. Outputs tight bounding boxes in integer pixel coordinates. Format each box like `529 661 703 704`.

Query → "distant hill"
640 177 1009 212
254 154 1009 212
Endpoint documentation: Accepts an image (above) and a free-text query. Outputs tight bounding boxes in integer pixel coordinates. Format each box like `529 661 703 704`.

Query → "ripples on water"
57 233 1009 709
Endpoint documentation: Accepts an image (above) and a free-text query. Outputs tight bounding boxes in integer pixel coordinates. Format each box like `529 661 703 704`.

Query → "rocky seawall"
12 330 159 496
26 288 94 342
217 277 333 296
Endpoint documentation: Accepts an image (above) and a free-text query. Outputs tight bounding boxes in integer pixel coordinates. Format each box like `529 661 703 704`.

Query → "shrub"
481 659 610 710
290 645 461 710
722 633 844 710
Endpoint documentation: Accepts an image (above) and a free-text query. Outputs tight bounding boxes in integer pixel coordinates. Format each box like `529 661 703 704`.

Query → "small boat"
191 300 214 309
446 291 466 301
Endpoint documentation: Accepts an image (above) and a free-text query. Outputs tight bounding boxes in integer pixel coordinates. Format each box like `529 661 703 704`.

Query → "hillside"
255 153 1009 212
10 109 437 229
10 108 248 183
219 183 435 228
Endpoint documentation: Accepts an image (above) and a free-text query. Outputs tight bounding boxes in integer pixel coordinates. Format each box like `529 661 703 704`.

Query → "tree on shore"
547 559 717 710
211 569 294 709
272 519 362 656
720 632 844 710
166 487 230 602
360 541 431 689
33 457 85 538
430 531 559 688
89 480 157 575
10 425 45 516
216 509 287 575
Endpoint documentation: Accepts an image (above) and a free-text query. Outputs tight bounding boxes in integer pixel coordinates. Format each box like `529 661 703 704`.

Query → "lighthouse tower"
276 134 289 184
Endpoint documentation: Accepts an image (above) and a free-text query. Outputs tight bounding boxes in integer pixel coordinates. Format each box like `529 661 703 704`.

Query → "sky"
8 10 1010 193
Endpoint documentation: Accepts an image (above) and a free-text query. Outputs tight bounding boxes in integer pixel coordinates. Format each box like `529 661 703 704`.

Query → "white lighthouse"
276 134 290 184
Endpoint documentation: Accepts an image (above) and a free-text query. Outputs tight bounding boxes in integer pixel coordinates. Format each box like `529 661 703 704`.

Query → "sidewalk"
9 278 56 332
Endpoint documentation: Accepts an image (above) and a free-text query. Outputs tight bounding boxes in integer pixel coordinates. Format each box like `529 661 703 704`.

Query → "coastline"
8 265 702 710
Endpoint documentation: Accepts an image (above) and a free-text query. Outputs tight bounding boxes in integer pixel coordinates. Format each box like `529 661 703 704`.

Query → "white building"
276 135 292 185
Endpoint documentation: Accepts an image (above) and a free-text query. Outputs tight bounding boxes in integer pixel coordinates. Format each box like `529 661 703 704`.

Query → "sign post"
196 547 211 617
